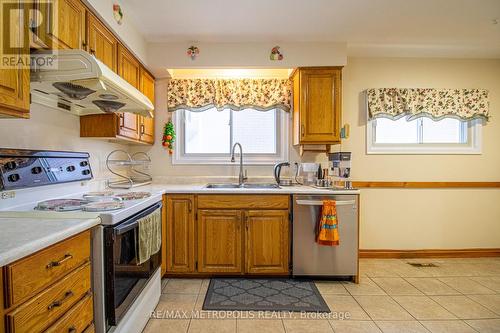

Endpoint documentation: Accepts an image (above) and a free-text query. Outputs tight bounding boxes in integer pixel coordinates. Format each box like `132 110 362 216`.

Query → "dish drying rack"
106 150 152 189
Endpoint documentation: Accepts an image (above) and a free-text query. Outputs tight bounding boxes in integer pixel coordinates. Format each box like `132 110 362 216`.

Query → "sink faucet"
231 142 247 186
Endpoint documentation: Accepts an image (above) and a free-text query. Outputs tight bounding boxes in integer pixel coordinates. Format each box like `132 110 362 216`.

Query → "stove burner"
115 192 151 201
82 201 124 212
35 199 90 212
83 191 116 202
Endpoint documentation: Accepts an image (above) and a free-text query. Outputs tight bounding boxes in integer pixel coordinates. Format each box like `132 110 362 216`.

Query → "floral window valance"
367 88 490 121
167 78 292 112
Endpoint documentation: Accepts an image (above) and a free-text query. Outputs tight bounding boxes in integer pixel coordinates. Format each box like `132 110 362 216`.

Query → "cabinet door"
0 1 30 118
87 13 117 72
198 210 243 273
139 68 155 144
299 68 341 144
246 210 289 274
117 44 140 139
35 0 86 50
166 195 195 273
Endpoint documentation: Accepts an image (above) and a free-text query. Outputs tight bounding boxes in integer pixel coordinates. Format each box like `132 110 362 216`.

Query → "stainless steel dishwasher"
292 194 359 279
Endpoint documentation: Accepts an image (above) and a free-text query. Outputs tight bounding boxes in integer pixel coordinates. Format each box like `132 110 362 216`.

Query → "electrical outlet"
1 191 15 200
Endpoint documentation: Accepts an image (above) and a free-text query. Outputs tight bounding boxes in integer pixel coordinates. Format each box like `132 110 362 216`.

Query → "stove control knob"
66 165 76 172
4 161 17 170
82 169 91 175
31 166 43 174
80 161 89 167
8 174 20 182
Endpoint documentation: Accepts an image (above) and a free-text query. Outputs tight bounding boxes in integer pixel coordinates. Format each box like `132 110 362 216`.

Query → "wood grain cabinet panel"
0 0 30 118
5 263 91 333
198 210 243 273
246 210 289 274
34 0 87 50
4 230 90 307
139 68 155 144
166 195 195 273
117 44 140 140
197 195 289 210
87 13 117 72
291 67 342 145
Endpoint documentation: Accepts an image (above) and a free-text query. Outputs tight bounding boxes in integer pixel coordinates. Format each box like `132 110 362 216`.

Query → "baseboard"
359 248 500 259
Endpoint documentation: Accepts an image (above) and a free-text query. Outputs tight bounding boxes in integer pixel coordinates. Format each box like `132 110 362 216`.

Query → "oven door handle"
114 202 162 235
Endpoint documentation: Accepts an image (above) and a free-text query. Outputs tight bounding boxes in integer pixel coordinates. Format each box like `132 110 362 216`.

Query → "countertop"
149 184 361 195
0 216 100 266
0 183 358 266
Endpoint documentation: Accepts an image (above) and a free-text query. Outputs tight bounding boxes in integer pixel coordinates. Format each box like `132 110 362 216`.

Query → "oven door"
104 202 162 327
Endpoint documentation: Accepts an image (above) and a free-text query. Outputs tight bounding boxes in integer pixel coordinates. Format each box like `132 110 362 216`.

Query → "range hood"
30 50 153 117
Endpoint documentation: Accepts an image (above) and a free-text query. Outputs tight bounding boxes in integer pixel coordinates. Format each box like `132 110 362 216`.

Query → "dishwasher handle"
295 199 356 206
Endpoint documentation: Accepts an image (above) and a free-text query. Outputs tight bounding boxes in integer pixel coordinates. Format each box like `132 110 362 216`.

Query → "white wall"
147 42 347 78
0 104 125 180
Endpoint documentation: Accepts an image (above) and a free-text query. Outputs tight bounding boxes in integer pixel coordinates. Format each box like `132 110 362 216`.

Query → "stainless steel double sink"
205 183 280 189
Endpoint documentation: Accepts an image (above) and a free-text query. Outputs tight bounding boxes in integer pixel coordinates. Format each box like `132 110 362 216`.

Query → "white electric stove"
0 148 162 333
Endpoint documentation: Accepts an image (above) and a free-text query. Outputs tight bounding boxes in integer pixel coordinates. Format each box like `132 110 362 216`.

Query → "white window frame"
172 109 289 165
366 118 482 155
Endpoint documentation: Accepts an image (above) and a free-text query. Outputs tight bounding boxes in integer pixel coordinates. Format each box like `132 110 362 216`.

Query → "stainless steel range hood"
30 50 153 117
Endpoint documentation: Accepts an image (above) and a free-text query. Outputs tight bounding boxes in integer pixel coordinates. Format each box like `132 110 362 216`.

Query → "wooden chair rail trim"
360 248 500 259
352 181 500 188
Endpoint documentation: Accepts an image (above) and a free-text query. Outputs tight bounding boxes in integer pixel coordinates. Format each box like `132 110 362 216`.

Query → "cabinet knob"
140 124 145 135
301 124 305 137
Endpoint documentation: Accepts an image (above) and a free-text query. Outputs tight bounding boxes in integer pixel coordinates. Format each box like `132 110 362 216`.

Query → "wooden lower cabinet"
197 210 243 273
166 195 195 273
1 230 93 333
246 210 289 274
165 194 290 276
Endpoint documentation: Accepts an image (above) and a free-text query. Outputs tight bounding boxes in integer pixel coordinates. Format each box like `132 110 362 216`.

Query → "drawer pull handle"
48 290 74 310
68 326 77 333
46 253 73 269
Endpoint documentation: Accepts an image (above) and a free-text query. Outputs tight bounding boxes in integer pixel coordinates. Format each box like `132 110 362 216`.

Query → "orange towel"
316 200 339 246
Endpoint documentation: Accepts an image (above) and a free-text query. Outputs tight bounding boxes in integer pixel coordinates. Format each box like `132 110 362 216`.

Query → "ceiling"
121 0 500 57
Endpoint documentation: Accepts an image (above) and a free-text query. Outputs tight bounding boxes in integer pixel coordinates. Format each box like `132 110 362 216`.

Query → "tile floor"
144 258 500 332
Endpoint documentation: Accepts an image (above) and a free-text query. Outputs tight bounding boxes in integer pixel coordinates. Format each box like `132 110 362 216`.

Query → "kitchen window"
367 117 482 154
173 107 289 164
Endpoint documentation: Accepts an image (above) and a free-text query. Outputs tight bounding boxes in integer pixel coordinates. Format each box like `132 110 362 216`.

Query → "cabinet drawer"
45 292 93 333
83 324 95 333
6 263 91 333
197 195 289 210
4 230 91 307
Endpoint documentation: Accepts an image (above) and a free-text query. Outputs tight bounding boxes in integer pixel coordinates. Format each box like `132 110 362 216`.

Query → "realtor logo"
1 0 56 69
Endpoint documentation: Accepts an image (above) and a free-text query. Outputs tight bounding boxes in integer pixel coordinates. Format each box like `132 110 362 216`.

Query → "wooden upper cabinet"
291 67 342 145
117 44 140 140
197 210 243 273
0 0 30 118
139 68 155 144
245 210 289 274
87 13 117 72
166 195 195 273
34 0 87 50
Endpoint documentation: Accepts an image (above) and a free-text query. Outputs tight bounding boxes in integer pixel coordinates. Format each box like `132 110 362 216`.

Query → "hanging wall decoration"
162 120 176 155
270 46 284 61
187 46 200 60
113 3 123 25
